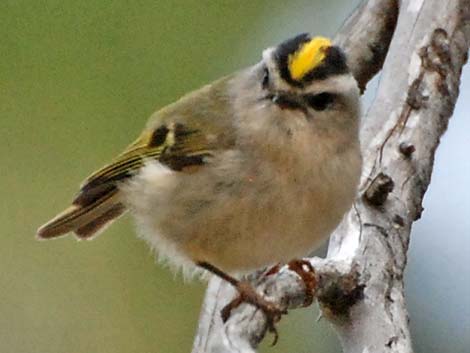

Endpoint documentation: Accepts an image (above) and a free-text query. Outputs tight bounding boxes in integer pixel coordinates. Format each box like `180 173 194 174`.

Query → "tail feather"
37 186 126 240
37 128 160 240
75 203 126 239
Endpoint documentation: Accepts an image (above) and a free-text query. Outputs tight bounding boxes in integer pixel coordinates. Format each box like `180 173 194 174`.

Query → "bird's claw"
220 281 287 345
287 259 317 307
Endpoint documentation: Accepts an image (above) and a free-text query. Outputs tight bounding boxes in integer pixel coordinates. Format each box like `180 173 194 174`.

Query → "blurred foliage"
0 1 355 352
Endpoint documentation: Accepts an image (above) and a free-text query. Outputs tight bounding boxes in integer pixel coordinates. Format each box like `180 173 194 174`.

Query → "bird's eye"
261 67 269 89
305 92 335 111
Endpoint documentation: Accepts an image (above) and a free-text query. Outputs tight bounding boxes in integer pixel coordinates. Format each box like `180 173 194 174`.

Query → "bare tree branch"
334 0 399 92
191 0 470 352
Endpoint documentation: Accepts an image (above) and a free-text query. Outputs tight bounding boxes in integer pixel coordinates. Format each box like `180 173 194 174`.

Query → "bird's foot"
263 263 282 277
197 261 286 345
287 259 317 307
221 280 287 345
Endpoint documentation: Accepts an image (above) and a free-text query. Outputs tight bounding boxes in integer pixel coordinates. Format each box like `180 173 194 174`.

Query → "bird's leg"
197 261 287 345
263 263 282 277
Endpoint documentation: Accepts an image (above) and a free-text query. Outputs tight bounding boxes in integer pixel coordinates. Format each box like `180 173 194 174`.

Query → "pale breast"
181 140 361 273
124 133 360 274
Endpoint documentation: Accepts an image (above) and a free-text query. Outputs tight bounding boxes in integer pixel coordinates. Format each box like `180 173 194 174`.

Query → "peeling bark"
191 0 470 352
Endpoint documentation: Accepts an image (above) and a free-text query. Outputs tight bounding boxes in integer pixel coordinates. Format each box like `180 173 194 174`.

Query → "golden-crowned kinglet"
38 34 361 278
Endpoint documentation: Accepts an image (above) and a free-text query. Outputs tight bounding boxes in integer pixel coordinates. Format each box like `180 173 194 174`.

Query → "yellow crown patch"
288 37 332 81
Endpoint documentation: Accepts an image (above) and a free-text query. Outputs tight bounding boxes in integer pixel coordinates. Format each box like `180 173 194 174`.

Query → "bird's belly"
180 183 351 273
124 153 360 274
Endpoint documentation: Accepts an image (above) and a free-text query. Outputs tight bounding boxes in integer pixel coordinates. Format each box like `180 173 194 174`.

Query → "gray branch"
191 1 470 352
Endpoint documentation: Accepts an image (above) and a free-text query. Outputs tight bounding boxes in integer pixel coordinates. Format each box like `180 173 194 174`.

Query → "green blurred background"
1 1 468 353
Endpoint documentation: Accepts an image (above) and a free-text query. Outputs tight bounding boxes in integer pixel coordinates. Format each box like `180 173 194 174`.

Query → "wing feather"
37 121 215 239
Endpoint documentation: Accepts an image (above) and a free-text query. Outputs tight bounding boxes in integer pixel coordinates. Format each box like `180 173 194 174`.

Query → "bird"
37 33 361 335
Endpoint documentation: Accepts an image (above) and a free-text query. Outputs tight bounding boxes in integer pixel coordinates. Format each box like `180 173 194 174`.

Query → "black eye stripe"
304 92 336 111
262 67 269 89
